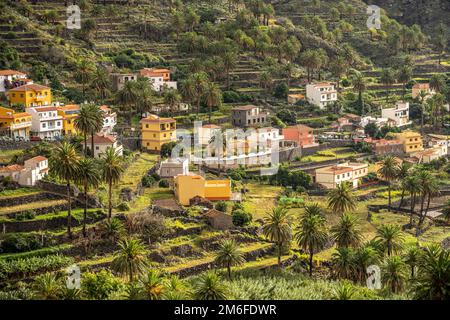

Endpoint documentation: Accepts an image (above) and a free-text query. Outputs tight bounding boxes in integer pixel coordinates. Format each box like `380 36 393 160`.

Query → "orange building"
174 174 232 206
282 124 318 148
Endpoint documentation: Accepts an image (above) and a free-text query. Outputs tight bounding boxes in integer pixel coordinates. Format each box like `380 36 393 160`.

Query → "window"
96 146 99 150
146 124 149 128
42 123 46 128
153 134 156 138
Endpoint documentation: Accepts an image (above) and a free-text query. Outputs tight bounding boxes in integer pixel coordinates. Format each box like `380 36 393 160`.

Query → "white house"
197 124 221 145
427 134 450 155
25 106 63 140
99 105 117 134
381 101 412 127
306 82 337 109
0 156 48 186
159 158 189 178
90 133 123 158
0 70 29 92
140 68 177 92
315 162 368 189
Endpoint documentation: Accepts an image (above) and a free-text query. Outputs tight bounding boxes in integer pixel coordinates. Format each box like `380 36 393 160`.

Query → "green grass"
0 149 22 163
0 188 39 198
242 183 283 220
0 199 67 216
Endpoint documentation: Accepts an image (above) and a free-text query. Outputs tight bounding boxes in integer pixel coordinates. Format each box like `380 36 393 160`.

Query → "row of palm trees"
50 142 124 238
378 156 440 226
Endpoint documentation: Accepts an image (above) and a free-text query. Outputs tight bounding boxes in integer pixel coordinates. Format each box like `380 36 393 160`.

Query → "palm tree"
396 162 411 208
376 225 404 256
74 104 96 156
417 90 428 133
331 247 355 280
33 273 61 300
116 81 139 124
422 176 440 225
91 67 111 102
442 199 450 227
262 206 293 267
429 74 447 94
101 218 124 242
193 271 229 300
403 246 421 278
88 106 104 157
397 65 412 97
180 77 196 112
353 245 379 283
331 213 362 248
416 171 439 226
76 157 100 237
351 72 367 115
331 281 356 300
191 72 208 114
222 51 237 90
75 59 95 96
50 142 80 238
327 182 356 215
404 174 421 225
101 147 124 221
377 156 399 211
295 205 328 276
139 269 165 300
380 68 396 102
214 239 245 279
383 255 407 293
413 244 450 300
111 238 148 283
163 89 181 113
203 82 222 124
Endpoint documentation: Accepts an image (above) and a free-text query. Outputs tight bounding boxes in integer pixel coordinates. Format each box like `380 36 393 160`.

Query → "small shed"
204 209 233 230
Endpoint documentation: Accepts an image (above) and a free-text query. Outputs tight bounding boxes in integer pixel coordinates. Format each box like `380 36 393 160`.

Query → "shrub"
158 179 169 188
141 175 155 187
117 202 130 212
215 201 228 212
126 212 168 243
0 233 42 253
14 210 36 221
232 209 252 227
82 270 123 300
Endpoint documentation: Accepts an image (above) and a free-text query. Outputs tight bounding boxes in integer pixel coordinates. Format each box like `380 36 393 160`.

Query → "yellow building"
174 174 232 206
140 114 176 152
0 106 32 140
57 105 80 136
393 130 423 154
7 84 52 107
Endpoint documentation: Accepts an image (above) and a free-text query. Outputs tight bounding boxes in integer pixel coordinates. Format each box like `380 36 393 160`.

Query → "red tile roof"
92 133 116 144
28 156 48 162
8 83 50 92
0 70 26 76
0 164 24 172
232 105 260 111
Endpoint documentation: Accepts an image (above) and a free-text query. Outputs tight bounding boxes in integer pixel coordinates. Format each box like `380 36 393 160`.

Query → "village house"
7 84 52 108
0 106 32 140
306 82 337 109
0 156 48 186
393 130 424 154
231 105 269 127
197 124 221 145
287 93 305 105
57 104 80 136
315 162 369 189
370 139 404 156
26 106 63 140
140 114 176 152
204 209 234 230
282 124 318 148
332 113 361 132
381 101 412 127
100 105 117 134
110 73 137 91
412 83 436 100
159 158 189 178
140 68 177 92
89 133 123 158
0 70 30 93
360 116 397 128
427 134 450 155
411 145 448 164
174 174 232 206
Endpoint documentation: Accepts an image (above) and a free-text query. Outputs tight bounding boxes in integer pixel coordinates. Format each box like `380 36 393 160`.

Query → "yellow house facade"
140 114 176 152
7 84 52 108
57 105 80 136
174 174 232 206
393 131 424 154
0 106 32 140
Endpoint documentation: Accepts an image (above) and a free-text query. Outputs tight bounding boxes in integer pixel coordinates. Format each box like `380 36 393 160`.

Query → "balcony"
11 121 32 130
